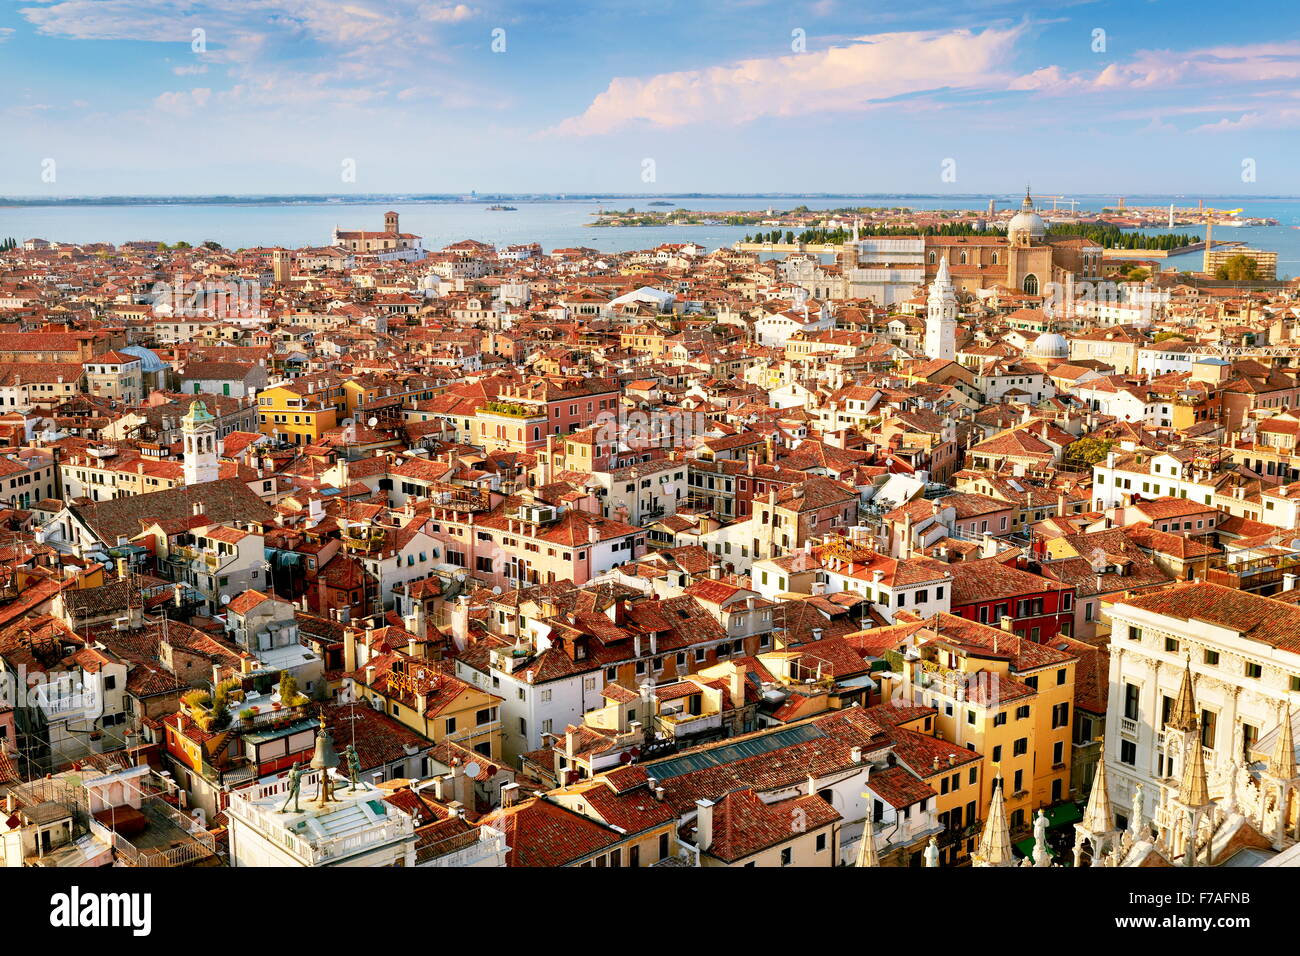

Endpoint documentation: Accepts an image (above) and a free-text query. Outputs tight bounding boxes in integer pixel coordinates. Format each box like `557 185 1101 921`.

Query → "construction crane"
1036 194 1080 214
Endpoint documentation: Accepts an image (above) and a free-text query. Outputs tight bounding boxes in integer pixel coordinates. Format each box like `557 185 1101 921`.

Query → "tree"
1067 437 1115 467
278 670 308 707
1215 254 1258 281
202 240 222 250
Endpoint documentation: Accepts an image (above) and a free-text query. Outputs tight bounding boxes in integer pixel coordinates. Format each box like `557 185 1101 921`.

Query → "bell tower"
925 255 957 361
182 399 219 486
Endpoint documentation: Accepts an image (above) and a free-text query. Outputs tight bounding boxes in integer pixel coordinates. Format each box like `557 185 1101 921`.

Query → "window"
1129 625 1142 642
1204 649 1220 665
1056 668 1066 686
1200 709 1217 748
992 745 1002 762
1124 683 1140 720
1243 722 1259 760
1013 737 1028 757
1245 661 1262 679
993 712 1007 726
1015 705 1030 720
780 847 793 866
1120 739 1137 765
1052 702 1070 729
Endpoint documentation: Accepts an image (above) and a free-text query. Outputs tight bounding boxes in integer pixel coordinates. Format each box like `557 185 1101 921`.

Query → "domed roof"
118 345 168 373
184 399 215 423
1007 188 1046 242
1030 331 1069 359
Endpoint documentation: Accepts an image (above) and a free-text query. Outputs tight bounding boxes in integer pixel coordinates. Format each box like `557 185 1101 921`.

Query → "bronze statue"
344 744 362 791
279 761 305 813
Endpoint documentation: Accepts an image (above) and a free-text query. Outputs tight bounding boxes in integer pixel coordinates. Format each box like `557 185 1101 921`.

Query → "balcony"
1205 551 1300 592
1119 717 1140 741
655 710 721 739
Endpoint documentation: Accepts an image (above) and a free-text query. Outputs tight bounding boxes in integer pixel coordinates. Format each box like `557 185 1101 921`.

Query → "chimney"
729 664 746 706
450 595 471 650
851 746 863 764
192 501 204 517
407 637 419 659
500 781 519 808
344 627 358 673
695 798 714 851
1285 573 1298 593
1000 616 1014 632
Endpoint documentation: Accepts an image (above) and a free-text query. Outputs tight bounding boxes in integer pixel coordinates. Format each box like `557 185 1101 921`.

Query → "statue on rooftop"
344 744 362 792
279 761 305 813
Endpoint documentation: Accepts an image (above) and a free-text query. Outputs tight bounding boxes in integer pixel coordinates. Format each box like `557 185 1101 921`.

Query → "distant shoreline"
3 193 1300 209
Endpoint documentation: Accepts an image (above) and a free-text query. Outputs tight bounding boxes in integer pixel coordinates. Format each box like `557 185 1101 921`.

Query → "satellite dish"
220 594 231 605
491 585 502 595
464 761 482 779
367 417 378 428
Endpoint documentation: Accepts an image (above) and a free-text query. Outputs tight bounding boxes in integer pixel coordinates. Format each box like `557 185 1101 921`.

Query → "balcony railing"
1119 717 1140 741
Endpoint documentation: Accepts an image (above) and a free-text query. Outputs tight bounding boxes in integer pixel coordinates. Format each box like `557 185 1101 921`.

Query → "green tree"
1067 437 1115 467
1215 254 1258 281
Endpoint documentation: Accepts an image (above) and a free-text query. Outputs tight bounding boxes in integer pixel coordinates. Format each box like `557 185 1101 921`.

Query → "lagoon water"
5 194 1300 277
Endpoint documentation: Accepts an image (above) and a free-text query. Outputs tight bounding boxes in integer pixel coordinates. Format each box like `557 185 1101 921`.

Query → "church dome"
1007 188 1046 244
1029 331 1069 360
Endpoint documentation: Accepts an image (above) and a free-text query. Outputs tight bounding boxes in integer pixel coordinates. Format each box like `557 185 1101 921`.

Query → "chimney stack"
695 798 714 851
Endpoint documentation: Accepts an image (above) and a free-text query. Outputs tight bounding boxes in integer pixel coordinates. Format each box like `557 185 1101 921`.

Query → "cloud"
550 25 1026 136
1012 41 1300 95
153 87 211 115
419 3 476 22
0 27 13 41
173 63 209 75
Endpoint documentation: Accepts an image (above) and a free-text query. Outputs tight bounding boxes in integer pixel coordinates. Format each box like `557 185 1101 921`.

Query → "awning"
1044 801 1083 828
1014 836 1058 858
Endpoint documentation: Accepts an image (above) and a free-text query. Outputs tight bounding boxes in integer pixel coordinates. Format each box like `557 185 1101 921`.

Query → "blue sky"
2 0 1299 195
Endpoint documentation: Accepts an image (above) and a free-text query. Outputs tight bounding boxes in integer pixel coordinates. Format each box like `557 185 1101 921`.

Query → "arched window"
959 251 968 265
928 251 936 264
992 251 999 265
1023 274 1039 295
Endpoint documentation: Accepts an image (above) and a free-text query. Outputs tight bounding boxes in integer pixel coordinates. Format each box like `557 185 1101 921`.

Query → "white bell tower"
925 255 957 361
182 399 220 486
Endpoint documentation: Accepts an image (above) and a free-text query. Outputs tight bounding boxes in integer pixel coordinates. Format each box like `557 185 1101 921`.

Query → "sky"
1 0 1299 196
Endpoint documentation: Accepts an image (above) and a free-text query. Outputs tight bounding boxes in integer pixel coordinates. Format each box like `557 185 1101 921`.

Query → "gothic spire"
855 823 880 867
1268 705 1296 780
1178 720 1212 807
1167 656 1199 732
1080 747 1116 834
972 775 1014 866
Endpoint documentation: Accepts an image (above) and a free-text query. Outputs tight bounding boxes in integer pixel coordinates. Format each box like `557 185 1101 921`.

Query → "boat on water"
648 201 675 206
486 204 517 211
